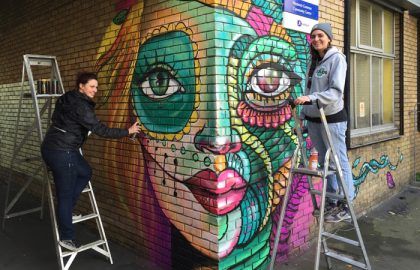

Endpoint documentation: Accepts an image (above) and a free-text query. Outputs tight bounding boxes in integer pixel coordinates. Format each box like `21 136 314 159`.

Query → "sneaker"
72 213 82 221
325 209 351 223
325 202 338 213
59 240 80 251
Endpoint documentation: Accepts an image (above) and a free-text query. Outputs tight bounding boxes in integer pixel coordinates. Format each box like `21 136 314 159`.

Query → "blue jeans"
41 147 92 240
307 121 355 203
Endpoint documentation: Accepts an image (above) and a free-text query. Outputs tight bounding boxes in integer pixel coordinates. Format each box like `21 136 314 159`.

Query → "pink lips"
185 169 247 215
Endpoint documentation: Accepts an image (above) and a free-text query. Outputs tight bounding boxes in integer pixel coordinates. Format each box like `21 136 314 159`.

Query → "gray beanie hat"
311 23 333 40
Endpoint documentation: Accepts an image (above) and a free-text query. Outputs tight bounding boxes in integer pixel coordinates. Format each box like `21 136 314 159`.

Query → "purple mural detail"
270 174 310 260
305 136 313 150
246 6 274 36
386 171 395 189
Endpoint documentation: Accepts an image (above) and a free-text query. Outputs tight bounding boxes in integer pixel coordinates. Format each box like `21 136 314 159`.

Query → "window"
349 0 398 138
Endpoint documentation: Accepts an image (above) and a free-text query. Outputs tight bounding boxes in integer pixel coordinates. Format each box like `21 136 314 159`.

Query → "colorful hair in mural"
96 0 310 268
352 153 404 197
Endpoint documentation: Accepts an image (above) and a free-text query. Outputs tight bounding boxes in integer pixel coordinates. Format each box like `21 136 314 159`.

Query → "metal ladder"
2 54 113 270
269 100 371 270
48 176 114 270
2 54 64 229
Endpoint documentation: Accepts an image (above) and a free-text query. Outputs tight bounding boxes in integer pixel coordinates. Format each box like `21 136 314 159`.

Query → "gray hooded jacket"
301 46 347 119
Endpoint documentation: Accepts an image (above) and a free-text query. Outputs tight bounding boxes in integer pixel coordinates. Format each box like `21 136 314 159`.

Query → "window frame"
349 0 398 138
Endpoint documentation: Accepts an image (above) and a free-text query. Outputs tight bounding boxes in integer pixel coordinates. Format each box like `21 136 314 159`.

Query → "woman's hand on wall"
128 121 140 135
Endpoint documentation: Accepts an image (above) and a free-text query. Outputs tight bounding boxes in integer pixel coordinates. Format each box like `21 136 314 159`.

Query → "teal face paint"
131 31 195 134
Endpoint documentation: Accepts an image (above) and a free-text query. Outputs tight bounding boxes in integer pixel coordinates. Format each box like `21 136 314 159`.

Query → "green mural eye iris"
150 71 169 94
141 68 183 99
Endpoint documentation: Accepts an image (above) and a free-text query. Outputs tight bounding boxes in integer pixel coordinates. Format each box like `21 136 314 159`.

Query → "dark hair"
76 72 98 89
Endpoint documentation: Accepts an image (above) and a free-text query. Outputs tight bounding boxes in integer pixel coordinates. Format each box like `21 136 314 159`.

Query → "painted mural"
95 0 311 269
352 152 404 197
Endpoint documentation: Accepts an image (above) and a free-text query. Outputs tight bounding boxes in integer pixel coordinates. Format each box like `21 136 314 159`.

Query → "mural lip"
185 169 247 215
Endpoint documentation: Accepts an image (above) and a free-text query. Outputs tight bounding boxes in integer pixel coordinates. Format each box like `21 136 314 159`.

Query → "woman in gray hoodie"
294 23 354 223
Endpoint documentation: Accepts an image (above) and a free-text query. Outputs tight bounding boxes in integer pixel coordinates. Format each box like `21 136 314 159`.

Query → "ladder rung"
5 207 42 219
292 167 324 177
310 189 345 200
73 213 98 224
62 240 107 257
322 232 360 246
324 250 368 269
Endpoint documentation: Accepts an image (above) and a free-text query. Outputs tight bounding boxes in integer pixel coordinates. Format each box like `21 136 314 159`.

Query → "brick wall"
0 1 418 269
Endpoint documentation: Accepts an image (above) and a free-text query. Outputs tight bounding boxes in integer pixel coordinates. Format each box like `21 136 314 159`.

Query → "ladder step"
5 207 42 219
62 240 107 257
36 94 62 98
291 167 336 178
322 232 360 246
292 167 323 177
23 93 62 98
72 213 98 224
310 189 345 200
324 250 368 269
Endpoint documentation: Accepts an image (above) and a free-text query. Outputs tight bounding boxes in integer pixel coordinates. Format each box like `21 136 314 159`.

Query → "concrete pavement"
0 180 160 270
276 185 420 270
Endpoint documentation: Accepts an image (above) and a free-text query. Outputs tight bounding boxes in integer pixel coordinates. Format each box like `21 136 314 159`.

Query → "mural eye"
140 68 184 99
245 63 301 108
250 67 290 97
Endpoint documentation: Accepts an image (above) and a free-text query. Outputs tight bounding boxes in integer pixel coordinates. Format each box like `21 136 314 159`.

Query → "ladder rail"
86 181 113 264
23 55 45 142
318 106 371 270
314 149 333 270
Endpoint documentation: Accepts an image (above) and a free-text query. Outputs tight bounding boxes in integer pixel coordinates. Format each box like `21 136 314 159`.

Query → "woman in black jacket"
41 72 139 250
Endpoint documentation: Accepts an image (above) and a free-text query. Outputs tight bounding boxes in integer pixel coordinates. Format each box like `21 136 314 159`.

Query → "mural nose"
194 124 241 155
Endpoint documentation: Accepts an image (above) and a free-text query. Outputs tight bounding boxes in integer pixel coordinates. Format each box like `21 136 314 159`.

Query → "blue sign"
283 0 319 33
284 0 319 20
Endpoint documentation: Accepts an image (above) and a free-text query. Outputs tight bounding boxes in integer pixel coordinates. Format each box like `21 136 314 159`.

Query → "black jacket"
42 90 128 150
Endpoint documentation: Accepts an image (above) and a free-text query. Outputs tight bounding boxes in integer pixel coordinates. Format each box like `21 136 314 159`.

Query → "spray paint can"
308 148 318 170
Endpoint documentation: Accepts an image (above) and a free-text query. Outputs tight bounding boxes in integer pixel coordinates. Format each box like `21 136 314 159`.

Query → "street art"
96 0 311 269
352 153 404 197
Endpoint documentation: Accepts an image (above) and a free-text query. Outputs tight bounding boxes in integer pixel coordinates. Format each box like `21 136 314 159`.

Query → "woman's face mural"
98 0 309 268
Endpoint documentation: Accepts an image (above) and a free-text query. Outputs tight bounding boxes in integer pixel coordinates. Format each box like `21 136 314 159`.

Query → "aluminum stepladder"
2 54 64 229
50 164 114 270
269 100 371 270
2 54 113 270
